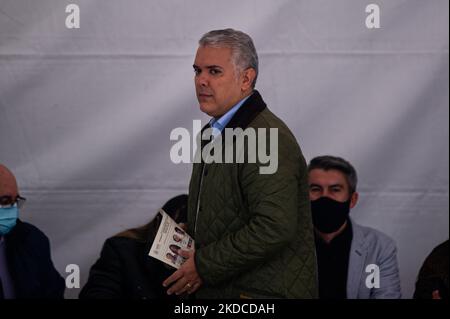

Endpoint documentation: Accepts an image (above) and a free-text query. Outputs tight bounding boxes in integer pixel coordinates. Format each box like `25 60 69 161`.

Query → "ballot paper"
148 209 194 269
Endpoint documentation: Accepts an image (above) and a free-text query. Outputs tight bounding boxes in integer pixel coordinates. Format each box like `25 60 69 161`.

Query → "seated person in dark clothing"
0 164 65 299
414 239 449 299
79 194 188 299
308 156 401 299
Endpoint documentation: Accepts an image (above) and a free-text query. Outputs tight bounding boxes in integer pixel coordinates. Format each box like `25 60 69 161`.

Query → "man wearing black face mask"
308 156 401 299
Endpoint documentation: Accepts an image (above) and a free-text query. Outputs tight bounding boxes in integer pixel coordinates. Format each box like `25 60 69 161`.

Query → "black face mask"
311 196 351 234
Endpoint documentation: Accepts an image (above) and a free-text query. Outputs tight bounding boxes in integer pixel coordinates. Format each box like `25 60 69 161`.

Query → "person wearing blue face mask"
308 156 402 299
0 197 20 236
0 164 65 299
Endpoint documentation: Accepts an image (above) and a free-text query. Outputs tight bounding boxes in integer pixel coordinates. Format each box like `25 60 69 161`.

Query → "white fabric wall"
0 0 448 299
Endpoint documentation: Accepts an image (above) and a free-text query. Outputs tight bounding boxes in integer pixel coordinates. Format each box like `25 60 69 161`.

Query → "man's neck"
316 221 348 244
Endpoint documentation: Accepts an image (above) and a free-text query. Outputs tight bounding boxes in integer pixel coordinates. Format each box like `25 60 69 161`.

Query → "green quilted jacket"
188 91 318 299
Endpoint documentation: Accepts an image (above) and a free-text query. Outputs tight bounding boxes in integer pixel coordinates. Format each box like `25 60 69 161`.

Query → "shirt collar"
209 93 252 138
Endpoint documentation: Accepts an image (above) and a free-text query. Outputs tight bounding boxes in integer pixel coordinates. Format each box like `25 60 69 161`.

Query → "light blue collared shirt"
209 94 252 139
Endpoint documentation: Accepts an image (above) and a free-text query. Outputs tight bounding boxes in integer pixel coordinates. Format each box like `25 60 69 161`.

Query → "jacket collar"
200 90 266 134
225 90 266 130
346 219 369 298
198 90 267 159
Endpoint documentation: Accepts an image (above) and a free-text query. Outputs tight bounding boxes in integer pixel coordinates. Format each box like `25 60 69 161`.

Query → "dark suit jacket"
79 235 179 299
4 219 65 298
346 220 401 299
414 240 449 299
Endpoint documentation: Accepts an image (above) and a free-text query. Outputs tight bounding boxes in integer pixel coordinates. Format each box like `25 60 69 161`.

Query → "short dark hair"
162 194 188 223
308 155 358 194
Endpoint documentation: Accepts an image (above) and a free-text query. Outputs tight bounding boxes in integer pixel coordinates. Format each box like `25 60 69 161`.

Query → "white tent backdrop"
0 0 448 299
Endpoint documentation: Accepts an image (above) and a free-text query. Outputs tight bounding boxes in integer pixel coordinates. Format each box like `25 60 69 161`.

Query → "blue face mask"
0 206 18 236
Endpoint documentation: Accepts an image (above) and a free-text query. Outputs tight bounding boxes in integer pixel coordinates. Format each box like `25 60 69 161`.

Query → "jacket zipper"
194 163 205 237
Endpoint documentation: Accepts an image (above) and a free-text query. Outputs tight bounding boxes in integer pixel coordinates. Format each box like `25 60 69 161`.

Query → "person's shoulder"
254 106 300 144
352 221 397 250
426 239 449 261
252 105 290 130
5 220 51 251
104 235 137 246
13 220 49 241
102 235 145 253
431 239 449 254
96 235 149 265
244 91 303 156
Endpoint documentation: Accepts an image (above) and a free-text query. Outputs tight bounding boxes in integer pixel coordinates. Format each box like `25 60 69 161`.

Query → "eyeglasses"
0 195 26 209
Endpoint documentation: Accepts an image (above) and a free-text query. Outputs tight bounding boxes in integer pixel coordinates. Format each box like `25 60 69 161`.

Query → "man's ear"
349 192 359 209
241 68 256 91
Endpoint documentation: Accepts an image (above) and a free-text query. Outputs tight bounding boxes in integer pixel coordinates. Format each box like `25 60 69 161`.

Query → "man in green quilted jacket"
163 28 318 299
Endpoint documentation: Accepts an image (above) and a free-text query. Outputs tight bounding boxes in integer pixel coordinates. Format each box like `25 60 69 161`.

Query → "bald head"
0 164 19 198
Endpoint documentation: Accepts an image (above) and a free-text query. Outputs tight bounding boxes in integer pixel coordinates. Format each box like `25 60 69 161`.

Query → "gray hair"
308 155 358 194
199 28 259 88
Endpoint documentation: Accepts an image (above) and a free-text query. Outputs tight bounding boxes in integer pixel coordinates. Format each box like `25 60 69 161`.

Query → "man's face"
193 46 247 118
308 168 357 208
